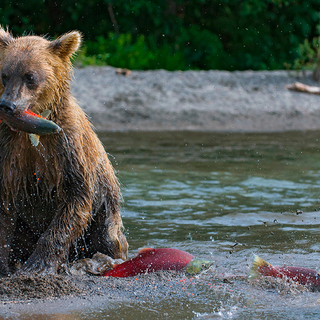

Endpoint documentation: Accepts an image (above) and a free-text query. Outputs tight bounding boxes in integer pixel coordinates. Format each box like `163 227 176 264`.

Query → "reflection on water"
15 131 320 319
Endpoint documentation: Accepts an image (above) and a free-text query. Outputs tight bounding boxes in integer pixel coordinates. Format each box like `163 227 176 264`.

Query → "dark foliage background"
1 0 319 70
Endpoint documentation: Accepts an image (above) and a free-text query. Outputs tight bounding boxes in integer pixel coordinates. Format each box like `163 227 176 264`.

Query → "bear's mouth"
0 101 60 135
0 103 35 117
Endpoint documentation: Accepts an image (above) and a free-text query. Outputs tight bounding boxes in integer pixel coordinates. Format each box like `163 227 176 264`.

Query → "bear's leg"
15 202 91 275
0 212 16 276
10 218 41 266
86 200 128 261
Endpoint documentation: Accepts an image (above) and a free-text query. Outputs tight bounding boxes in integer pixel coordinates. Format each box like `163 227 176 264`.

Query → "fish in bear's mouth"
0 100 61 146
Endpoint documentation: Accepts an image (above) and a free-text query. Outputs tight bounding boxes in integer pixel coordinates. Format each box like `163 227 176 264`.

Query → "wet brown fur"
0 28 128 275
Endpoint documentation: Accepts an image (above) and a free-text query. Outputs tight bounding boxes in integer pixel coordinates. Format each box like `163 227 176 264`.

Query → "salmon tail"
248 254 271 280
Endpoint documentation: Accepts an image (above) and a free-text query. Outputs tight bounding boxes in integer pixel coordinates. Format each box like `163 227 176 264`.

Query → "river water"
72 131 320 320
11 131 320 319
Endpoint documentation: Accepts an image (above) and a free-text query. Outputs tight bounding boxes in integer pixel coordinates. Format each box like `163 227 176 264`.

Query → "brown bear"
0 27 128 276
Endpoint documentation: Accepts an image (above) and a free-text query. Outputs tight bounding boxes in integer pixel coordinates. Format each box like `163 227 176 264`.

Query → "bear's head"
0 27 81 116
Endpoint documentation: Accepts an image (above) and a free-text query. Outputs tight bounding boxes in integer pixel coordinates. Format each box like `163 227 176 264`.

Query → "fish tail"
247 254 271 280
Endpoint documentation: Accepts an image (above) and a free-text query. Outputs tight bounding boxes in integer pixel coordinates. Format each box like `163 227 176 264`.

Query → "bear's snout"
0 99 16 114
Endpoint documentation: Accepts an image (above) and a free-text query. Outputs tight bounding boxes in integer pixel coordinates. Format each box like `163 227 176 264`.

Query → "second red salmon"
248 254 320 287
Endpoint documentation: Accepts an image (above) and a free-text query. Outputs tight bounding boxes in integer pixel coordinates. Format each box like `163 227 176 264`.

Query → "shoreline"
72 67 320 133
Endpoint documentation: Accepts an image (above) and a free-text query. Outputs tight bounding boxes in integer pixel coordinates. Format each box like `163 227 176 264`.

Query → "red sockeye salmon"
102 248 214 277
248 254 320 287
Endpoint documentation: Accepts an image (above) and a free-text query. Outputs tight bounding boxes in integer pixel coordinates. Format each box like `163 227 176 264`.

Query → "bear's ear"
49 31 82 58
0 27 14 50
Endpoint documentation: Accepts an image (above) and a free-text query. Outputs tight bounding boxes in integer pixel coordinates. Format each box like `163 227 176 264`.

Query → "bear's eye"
24 73 34 83
1 73 9 87
23 72 38 89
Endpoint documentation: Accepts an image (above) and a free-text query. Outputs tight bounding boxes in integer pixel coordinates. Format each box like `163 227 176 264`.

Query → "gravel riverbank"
72 67 320 132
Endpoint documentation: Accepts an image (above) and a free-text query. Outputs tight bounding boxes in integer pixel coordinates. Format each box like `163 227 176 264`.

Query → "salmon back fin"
248 255 271 280
138 248 154 254
41 110 51 118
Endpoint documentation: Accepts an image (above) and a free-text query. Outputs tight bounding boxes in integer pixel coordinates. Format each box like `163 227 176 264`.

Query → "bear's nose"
0 100 16 114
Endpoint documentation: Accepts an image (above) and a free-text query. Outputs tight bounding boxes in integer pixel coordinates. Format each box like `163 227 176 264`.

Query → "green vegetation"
78 33 187 71
1 0 320 71
291 25 320 80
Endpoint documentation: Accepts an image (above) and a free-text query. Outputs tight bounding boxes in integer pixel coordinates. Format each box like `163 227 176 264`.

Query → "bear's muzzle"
0 99 16 114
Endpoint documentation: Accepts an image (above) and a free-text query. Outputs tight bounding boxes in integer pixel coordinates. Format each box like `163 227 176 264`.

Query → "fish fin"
247 255 271 280
40 110 51 119
28 109 50 146
138 248 154 254
29 134 40 147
